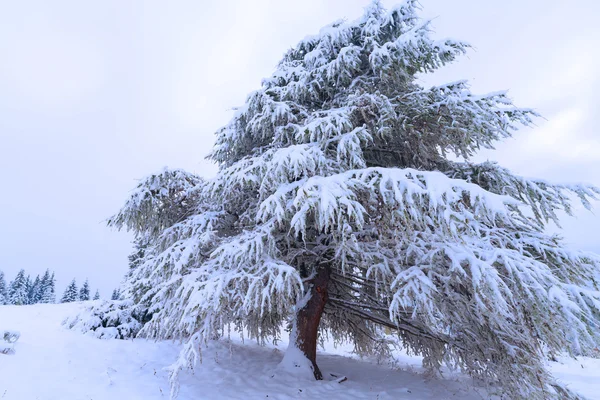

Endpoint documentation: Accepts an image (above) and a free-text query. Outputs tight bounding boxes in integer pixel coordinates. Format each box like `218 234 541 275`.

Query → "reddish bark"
294 267 330 380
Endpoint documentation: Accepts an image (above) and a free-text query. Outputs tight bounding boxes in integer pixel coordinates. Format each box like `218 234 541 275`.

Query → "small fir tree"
24 275 32 305
93 290 100 300
79 279 90 301
8 270 29 306
39 270 56 304
48 272 57 303
38 270 50 303
28 275 41 304
61 279 79 303
110 289 121 301
0 271 8 305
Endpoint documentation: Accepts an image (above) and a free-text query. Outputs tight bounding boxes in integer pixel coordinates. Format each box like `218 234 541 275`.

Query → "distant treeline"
0 269 118 305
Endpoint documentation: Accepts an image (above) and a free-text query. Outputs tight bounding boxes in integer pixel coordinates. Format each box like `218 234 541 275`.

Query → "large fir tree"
109 2 600 398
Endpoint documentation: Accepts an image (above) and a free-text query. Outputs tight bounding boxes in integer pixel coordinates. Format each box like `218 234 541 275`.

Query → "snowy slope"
0 303 597 400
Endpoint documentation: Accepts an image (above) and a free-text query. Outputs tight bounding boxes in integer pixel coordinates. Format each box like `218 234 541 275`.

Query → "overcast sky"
0 0 598 297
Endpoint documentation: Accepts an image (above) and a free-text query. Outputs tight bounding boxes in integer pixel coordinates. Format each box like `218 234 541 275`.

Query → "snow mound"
62 299 145 339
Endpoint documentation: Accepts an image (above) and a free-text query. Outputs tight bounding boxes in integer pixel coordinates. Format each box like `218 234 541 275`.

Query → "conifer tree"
93 290 100 300
61 279 79 303
128 238 148 274
8 270 29 305
110 289 121 301
79 279 90 301
109 2 600 398
24 275 32 305
49 272 56 303
38 270 50 302
0 271 8 305
28 275 41 304
39 270 56 304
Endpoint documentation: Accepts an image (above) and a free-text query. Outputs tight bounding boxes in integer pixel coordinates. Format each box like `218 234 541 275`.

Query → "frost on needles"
108 1 600 399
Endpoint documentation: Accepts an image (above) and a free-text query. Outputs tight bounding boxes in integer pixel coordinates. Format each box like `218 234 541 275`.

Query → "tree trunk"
293 266 330 380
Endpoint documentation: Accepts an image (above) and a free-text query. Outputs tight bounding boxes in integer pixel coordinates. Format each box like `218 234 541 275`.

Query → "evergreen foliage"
61 280 79 303
24 275 32 305
0 271 8 305
109 1 600 398
79 279 91 301
128 238 149 275
8 270 29 306
0 269 99 306
111 289 121 301
93 290 100 300
63 300 146 340
28 275 41 304
39 270 56 304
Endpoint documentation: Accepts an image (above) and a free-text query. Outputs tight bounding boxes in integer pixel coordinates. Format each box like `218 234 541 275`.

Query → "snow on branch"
259 167 516 237
108 168 203 238
445 160 600 227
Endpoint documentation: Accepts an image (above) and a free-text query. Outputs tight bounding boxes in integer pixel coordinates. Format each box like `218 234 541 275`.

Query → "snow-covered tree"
110 289 122 301
24 275 32 305
28 275 41 304
79 279 90 301
108 167 202 305
63 299 145 340
61 280 78 303
8 270 29 306
109 2 600 398
39 270 56 304
128 238 149 274
93 290 100 300
0 271 8 305
38 270 50 303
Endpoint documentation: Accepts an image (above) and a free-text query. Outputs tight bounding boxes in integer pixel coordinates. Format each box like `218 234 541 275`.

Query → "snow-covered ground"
0 303 598 400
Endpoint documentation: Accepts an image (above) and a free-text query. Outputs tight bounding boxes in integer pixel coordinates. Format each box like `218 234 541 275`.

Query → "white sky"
0 0 598 297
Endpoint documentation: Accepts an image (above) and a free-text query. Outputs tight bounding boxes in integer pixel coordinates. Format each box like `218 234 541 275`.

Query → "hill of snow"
0 303 598 399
